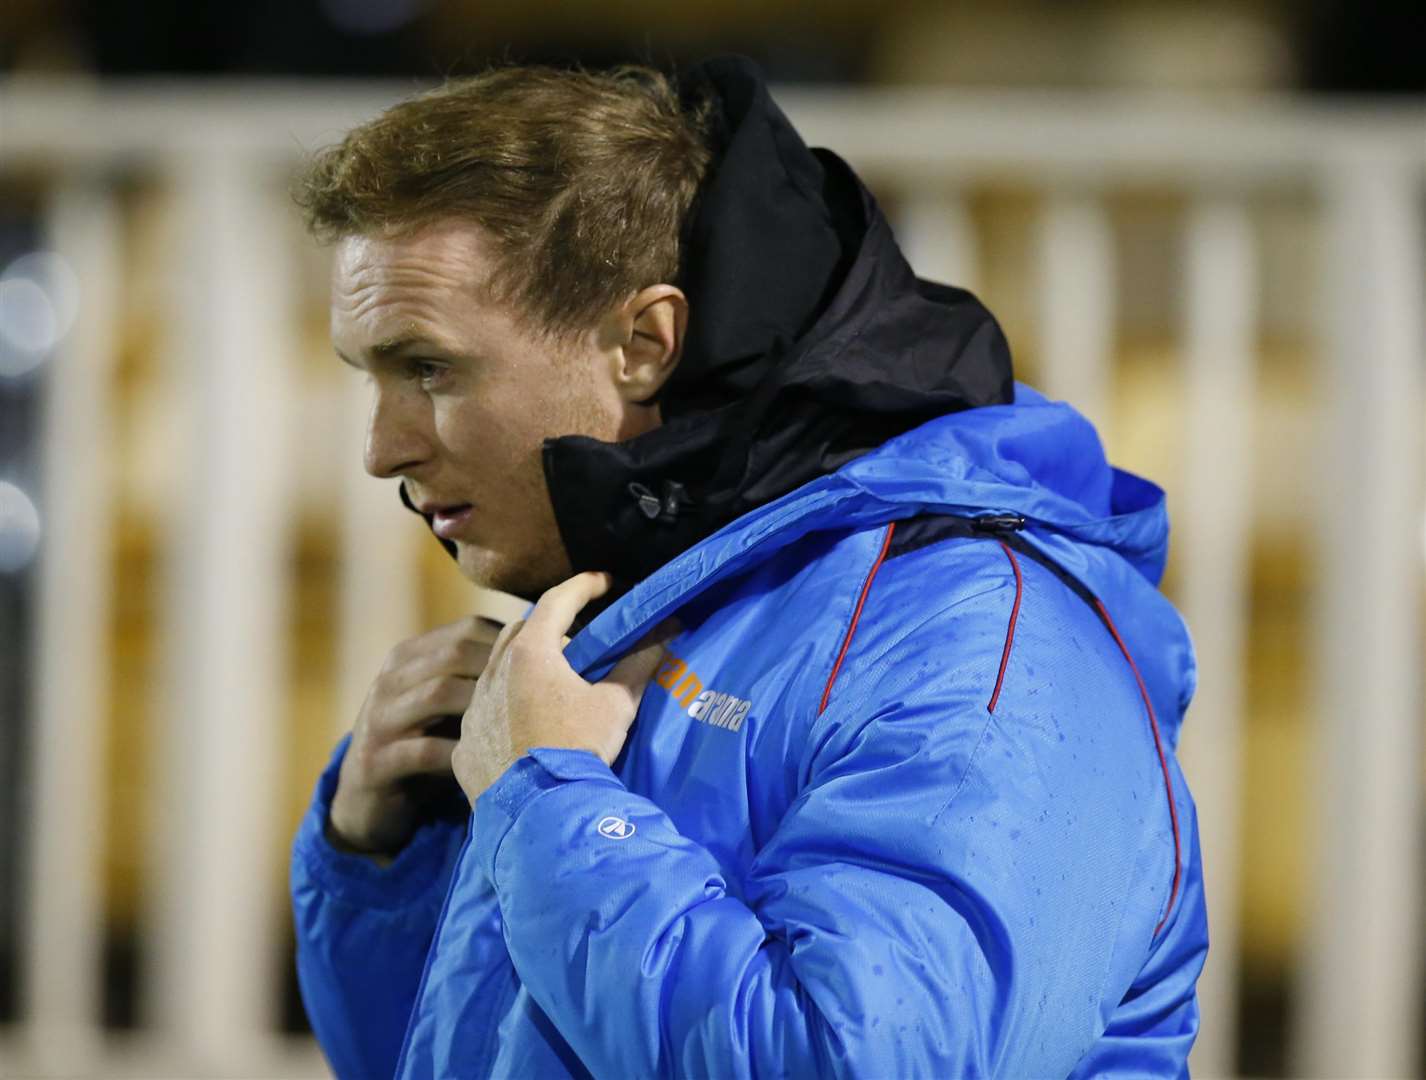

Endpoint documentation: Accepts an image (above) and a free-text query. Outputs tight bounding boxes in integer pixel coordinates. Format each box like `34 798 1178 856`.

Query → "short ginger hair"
293 64 715 337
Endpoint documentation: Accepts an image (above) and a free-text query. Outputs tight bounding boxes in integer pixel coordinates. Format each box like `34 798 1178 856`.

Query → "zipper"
970 513 1027 534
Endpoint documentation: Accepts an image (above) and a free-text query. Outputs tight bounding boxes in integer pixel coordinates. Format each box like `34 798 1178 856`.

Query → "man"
290 57 1208 1079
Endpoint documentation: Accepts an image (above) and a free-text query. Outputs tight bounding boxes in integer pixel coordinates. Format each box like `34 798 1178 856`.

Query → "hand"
328 615 503 857
452 572 670 805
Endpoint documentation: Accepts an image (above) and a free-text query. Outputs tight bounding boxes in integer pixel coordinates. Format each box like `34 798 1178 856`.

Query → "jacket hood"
404 55 1011 581
539 55 1014 583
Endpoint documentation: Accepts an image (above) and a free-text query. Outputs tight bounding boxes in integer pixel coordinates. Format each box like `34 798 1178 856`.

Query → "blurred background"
0 1 1422 1077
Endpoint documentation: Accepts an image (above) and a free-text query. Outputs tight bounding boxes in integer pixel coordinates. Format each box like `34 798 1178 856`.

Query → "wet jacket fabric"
291 56 1207 1079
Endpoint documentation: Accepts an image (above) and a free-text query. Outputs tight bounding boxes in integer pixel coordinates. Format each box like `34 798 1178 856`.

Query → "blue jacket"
291 383 1208 1078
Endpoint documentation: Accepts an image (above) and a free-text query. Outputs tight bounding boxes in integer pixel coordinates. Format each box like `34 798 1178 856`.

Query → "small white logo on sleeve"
596 816 635 840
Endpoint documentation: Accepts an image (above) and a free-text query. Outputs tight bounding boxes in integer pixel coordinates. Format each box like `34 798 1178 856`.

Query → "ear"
605 284 687 405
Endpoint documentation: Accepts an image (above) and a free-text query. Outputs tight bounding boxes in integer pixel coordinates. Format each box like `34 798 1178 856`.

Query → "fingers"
602 619 681 702
414 639 491 688
378 617 500 696
487 617 526 667
421 616 502 677
394 615 502 667
603 640 666 702
395 674 477 726
437 613 504 648
523 572 612 646
372 735 459 784
356 673 475 748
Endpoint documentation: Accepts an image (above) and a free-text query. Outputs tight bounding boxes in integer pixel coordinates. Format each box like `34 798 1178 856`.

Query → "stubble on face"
451 375 611 599
330 222 625 601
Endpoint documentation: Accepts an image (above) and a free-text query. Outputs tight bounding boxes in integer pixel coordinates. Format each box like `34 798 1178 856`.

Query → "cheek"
436 388 597 472
433 398 519 463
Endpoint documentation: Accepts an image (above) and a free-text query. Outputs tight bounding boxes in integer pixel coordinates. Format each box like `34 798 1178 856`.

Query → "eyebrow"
334 333 452 369
371 333 441 357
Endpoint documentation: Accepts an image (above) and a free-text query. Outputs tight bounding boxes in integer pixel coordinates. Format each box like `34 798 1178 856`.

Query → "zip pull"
971 513 1027 534
628 480 693 524
629 482 662 520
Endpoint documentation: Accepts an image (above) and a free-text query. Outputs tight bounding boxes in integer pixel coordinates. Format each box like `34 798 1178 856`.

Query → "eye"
409 359 449 387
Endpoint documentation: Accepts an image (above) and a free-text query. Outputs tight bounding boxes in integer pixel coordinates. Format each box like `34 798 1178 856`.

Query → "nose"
363 383 431 479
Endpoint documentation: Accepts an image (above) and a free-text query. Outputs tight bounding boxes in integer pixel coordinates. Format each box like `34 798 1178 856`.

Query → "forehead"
333 222 494 304
328 221 508 345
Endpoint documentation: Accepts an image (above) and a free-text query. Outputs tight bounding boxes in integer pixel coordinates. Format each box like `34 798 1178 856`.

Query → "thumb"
602 619 680 702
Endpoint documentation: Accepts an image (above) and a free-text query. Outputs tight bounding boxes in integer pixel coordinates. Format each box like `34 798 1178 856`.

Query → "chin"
456 541 566 602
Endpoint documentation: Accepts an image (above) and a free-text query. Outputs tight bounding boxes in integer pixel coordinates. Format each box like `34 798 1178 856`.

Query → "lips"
419 501 474 540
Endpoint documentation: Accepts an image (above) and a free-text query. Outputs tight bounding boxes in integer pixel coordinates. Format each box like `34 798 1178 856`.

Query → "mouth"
418 501 475 540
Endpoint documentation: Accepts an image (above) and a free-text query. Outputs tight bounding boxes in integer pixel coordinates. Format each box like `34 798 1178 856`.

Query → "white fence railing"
2 81 1423 1079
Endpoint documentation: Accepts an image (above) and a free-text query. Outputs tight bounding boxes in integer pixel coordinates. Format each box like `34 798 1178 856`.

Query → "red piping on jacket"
986 541 1024 714
818 522 896 715
815 517 1182 936
1093 597 1184 937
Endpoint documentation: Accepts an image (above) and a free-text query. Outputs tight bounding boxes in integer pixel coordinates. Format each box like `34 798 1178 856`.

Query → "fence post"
24 181 124 1073
1294 151 1424 1080
894 191 979 294
148 146 297 1069
1038 193 1116 432
1177 197 1258 1079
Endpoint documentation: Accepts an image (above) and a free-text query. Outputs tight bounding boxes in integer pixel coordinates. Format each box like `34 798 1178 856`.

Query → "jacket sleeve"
467 578 1198 1079
290 735 468 1080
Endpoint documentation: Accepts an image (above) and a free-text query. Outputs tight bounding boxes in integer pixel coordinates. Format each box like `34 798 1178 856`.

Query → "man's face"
330 221 628 598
